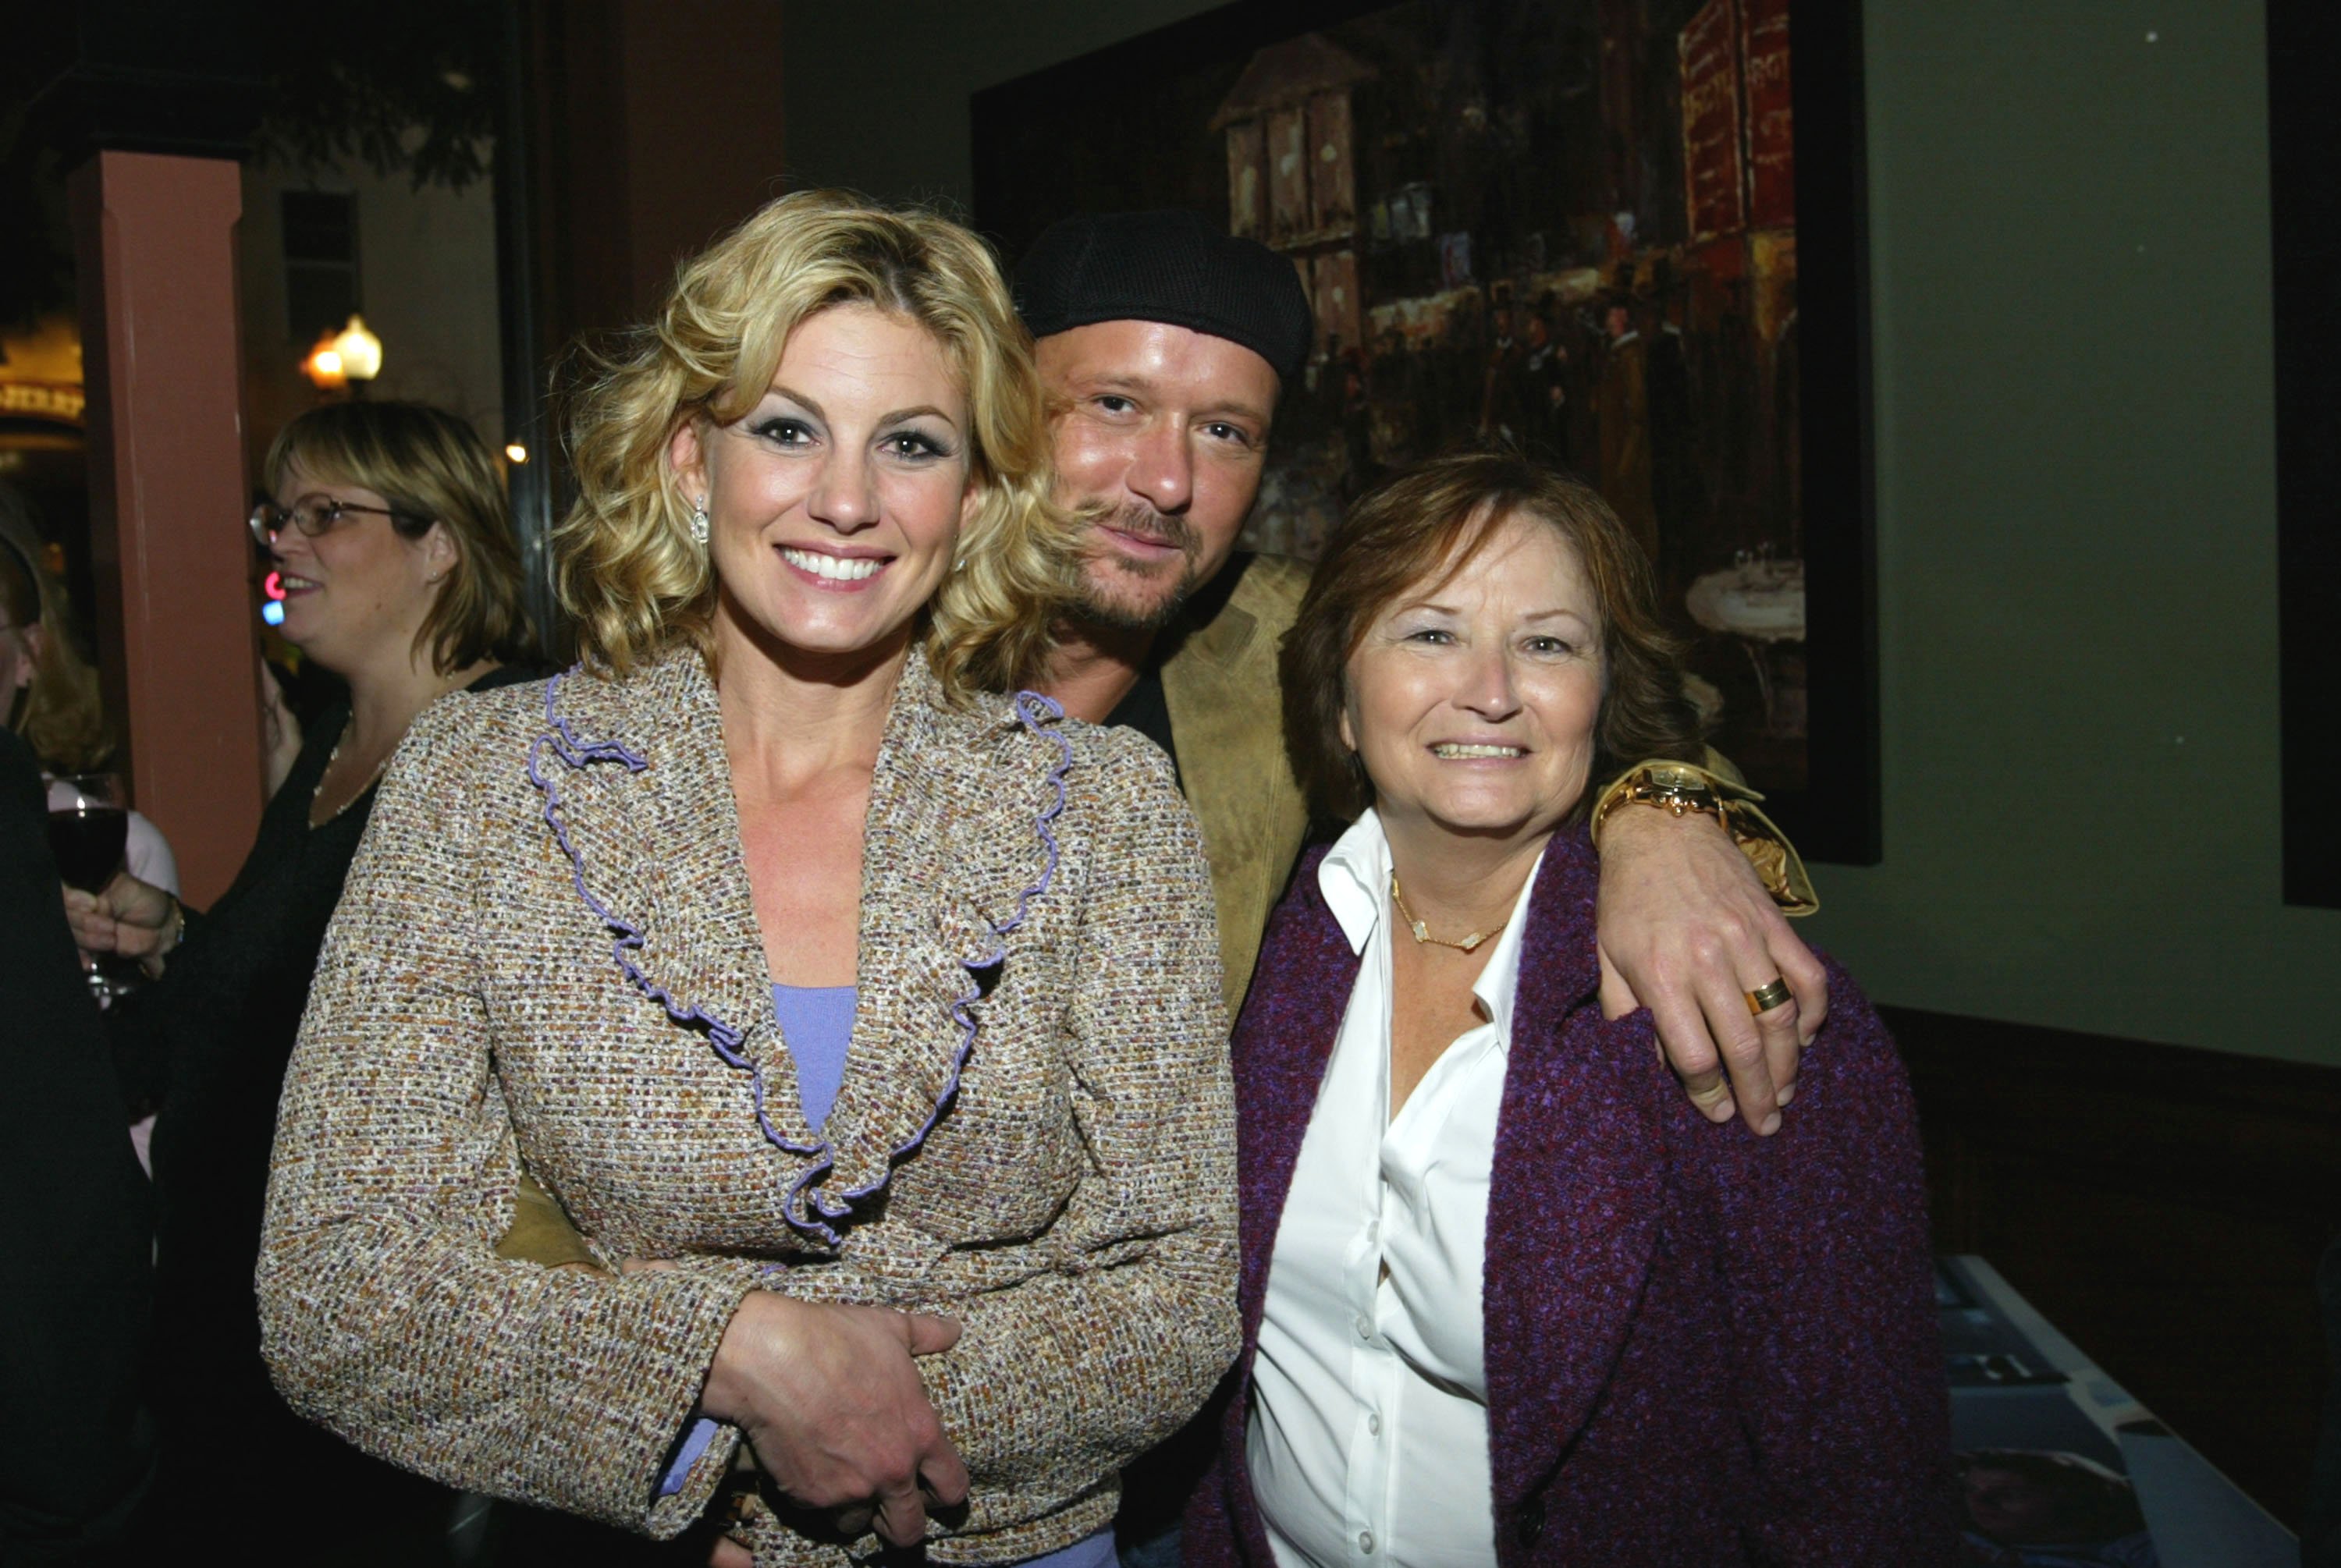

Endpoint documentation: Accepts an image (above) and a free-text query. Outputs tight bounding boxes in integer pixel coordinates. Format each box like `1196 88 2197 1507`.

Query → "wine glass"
48 772 138 1001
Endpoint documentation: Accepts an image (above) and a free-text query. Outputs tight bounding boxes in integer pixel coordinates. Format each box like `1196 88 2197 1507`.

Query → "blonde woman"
256 193 1236 1567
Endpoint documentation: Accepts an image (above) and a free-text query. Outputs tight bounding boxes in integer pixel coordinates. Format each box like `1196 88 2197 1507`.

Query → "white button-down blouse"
1245 809 1544 1568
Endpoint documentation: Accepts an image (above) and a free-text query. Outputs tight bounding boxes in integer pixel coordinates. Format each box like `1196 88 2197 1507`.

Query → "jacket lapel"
1162 598 1264 928
534 651 1077 1251
534 654 787 1104
622 651 802 1097
1161 559 1304 1014
1480 829 1664 1510
1229 847 1357 1355
797 665 1077 1247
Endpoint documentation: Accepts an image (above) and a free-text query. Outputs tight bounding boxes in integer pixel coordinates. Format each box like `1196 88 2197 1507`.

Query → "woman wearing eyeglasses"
64 399 540 1557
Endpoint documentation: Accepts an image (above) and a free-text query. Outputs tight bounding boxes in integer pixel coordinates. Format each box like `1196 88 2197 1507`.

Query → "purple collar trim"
525 670 1072 1250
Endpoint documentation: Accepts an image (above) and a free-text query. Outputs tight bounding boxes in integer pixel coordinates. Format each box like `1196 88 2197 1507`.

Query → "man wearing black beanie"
1012 210 1318 1016
1011 209 1823 1080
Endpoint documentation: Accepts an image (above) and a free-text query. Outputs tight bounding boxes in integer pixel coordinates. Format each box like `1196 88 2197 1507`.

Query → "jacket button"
1515 1500 1545 1547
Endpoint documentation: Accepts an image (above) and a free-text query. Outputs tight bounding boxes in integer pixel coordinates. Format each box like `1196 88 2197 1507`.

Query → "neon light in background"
261 569 288 626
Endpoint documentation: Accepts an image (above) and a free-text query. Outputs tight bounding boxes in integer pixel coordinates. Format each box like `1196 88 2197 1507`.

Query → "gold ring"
1746 977 1794 1015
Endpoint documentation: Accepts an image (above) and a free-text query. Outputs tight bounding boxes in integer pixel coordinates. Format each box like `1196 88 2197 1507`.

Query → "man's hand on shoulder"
1593 805 1827 1135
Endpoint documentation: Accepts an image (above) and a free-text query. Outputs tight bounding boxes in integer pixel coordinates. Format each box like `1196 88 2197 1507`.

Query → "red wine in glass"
49 806 130 893
48 772 136 999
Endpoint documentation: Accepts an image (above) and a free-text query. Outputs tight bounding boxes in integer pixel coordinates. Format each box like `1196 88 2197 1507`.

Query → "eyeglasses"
248 498 427 550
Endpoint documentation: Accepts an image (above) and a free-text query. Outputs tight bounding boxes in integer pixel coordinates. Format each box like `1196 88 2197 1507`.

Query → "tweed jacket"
255 647 1238 1566
1157 552 1312 1015
1185 830 1954 1567
491 558 1313 1284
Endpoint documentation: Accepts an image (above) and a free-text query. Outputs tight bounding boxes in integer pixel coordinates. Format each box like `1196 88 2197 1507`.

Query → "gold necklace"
309 669 485 824
311 717 391 823
1389 871 1504 953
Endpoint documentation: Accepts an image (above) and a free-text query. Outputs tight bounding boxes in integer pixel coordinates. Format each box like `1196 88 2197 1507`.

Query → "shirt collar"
1318 808 1395 956
1319 809 1547 1049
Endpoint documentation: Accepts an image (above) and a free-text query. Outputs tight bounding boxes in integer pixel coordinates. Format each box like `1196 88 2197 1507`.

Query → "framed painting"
975 0 1879 861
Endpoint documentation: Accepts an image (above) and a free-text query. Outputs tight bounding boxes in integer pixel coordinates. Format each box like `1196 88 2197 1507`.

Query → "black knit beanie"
1013 210 1316 386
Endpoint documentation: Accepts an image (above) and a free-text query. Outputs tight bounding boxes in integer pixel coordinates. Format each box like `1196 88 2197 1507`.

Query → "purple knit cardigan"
1183 827 1956 1567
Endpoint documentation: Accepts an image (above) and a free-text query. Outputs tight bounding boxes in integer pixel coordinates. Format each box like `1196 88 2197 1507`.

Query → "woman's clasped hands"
692 1279 969 1552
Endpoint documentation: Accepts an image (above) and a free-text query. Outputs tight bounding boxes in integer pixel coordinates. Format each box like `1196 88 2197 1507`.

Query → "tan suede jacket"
1154 553 1313 1015
256 648 1237 1566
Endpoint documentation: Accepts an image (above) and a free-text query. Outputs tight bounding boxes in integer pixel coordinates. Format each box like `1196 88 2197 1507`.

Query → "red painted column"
70 151 262 906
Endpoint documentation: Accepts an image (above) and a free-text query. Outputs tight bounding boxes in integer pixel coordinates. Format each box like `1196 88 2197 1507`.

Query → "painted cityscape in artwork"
981 0 1810 789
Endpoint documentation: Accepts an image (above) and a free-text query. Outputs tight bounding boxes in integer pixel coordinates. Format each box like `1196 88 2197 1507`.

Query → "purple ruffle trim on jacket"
524 675 825 1193
819 693 1072 1245
526 672 1072 1250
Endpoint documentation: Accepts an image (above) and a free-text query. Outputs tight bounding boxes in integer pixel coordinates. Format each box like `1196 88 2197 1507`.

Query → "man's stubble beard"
1071 502 1206 634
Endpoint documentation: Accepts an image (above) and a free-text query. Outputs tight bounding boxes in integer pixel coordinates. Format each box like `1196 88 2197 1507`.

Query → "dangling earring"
690 495 710 548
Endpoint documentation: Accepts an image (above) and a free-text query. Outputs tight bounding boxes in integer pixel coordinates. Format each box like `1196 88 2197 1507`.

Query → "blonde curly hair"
554 190 1078 698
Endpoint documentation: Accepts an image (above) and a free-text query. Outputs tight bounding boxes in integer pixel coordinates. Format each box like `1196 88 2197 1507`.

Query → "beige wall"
1810 3 2338 1062
239 151 506 465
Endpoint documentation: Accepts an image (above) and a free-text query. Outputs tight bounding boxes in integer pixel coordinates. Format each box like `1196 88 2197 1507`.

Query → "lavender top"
770 983 856 1130
653 986 1114 1568
657 986 861 1495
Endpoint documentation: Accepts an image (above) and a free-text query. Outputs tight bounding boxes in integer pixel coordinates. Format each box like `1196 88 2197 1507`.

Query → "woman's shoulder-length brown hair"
262 401 537 675
1280 447 1704 824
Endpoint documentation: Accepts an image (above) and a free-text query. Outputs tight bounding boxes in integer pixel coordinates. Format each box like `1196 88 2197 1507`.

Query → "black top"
1104 656 1181 789
115 663 543 1204
0 726 154 1560
108 663 542 1558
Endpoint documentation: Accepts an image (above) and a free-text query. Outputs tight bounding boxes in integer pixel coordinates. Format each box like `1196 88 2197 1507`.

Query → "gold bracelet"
1590 761 1820 916
1590 762 1728 843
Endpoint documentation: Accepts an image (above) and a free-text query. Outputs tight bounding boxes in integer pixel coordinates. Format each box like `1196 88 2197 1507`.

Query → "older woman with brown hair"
255 192 1234 1567
1185 449 1950 1567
